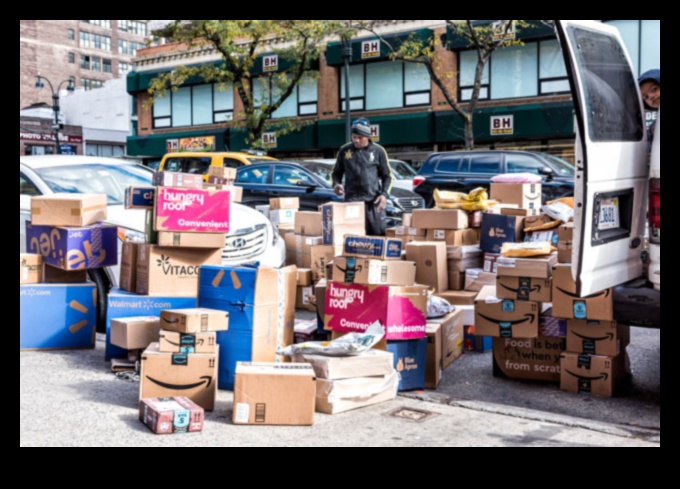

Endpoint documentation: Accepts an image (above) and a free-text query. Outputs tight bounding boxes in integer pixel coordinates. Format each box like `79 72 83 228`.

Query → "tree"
359 20 529 149
148 20 345 148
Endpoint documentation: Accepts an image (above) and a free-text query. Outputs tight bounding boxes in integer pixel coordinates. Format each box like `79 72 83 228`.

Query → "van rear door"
555 20 648 296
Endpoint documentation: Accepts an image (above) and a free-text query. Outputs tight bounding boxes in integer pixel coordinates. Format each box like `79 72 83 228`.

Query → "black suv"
413 150 575 208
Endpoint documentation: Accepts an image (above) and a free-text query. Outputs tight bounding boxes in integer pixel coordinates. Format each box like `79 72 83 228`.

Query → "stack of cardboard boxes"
270 197 300 236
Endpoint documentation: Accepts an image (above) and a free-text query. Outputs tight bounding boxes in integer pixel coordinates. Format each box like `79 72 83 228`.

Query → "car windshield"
33 164 153 205
390 160 416 179
539 153 576 176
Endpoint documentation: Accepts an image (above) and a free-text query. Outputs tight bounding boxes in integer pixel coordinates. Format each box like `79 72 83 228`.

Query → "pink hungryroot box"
154 187 230 233
324 281 429 340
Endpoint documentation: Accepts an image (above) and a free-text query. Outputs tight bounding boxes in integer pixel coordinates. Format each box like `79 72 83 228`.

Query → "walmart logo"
68 299 91 333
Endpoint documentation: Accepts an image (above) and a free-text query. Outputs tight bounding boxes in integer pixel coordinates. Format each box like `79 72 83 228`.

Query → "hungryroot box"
154 187 231 233
406 241 448 292
20 282 97 350
560 352 628 397
157 231 226 248
343 235 402 260
160 308 229 334
136 245 222 296
332 257 416 286
474 285 539 338
320 202 365 246
315 372 399 414
152 171 204 189
110 316 161 351
295 212 322 236
198 264 297 390
558 222 574 264
493 335 566 383
270 197 300 210
479 213 524 253
293 349 394 379
411 209 469 230
139 396 204 434
26 221 118 270
140 342 218 411
552 264 614 320
20 253 42 284
496 253 557 279
125 186 155 209
324 282 428 340
159 330 217 354
30 193 107 227
497 276 552 303
566 319 630 357
232 362 316 426
285 234 323 268
490 183 542 215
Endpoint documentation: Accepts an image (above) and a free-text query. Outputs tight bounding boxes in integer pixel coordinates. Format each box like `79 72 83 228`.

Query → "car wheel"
87 268 111 334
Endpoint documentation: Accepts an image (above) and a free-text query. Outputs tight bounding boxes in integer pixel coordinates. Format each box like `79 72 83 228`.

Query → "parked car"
413 150 575 208
20 155 285 332
303 158 418 191
158 150 278 180
234 161 424 226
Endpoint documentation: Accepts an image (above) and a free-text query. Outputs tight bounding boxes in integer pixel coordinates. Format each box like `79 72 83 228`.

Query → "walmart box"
20 282 97 350
105 288 196 360
386 338 427 391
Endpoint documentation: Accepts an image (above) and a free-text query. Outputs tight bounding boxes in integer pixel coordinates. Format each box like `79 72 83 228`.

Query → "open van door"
555 20 648 296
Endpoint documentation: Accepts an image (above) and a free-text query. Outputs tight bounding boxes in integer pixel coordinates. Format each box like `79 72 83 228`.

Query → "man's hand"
334 184 345 197
374 194 387 213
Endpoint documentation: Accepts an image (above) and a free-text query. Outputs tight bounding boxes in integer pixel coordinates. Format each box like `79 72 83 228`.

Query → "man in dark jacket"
331 117 394 236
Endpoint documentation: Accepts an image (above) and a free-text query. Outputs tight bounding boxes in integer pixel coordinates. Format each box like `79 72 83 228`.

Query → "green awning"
446 20 555 50
229 122 318 152
325 28 434 66
126 128 229 157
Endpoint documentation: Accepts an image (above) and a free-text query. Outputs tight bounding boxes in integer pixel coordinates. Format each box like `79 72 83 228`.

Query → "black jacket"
330 140 393 202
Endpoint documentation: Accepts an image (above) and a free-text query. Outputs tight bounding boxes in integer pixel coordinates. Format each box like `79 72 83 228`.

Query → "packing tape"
70 204 106 215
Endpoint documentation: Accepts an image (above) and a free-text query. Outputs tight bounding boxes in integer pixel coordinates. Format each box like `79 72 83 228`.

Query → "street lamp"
35 75 75 154
341 20 353 142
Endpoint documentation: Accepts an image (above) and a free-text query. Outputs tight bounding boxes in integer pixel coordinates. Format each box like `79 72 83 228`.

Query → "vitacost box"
154 187 231 233
139 396 205 434
474 285 540 338
30 193 107 226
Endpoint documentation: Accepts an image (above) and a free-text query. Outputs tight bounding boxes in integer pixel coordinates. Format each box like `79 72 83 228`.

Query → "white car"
20 155 285 331
303 158 418 191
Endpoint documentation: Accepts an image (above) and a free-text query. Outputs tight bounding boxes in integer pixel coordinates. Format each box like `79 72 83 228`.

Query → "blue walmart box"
105 288 196 360
386 338 427 391
21 282 97 350
25 221 118 270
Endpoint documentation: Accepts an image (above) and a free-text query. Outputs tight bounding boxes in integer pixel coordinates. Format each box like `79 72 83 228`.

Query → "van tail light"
648 177 660 244
413 176 425 188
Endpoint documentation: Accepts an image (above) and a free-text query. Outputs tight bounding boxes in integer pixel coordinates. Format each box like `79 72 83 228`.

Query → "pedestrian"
638 69 660 140
331 117 394 236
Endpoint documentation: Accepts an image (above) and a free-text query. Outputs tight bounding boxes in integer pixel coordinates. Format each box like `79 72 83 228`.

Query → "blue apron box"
125 186 155 209
105 288 196 360
25 220 118 270
20 282 97 350
386 338 427 391
479 213 524 254
342 235 403 260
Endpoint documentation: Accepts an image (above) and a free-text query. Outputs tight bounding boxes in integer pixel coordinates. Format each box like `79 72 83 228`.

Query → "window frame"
152 82 235 129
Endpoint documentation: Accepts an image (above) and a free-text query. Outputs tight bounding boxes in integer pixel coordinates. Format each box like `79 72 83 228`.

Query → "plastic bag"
542 201 574 223
276 321 384 357
434 187 492 211
427 294 453 319
490 172 542 184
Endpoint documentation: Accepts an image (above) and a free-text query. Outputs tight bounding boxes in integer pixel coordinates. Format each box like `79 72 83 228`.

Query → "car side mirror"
538 167 555 180
295 179 317 188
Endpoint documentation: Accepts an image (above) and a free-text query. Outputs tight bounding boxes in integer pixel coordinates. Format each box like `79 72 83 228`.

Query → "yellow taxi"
158 151 278 181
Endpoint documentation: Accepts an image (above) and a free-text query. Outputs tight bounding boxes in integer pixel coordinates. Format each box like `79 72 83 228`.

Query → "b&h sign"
491 115 514 135
361 40 380 59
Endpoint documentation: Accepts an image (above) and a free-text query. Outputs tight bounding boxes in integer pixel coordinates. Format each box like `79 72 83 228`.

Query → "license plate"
598 197 619 230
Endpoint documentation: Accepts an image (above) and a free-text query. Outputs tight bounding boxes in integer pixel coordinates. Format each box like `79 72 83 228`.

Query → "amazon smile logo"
477 313 535 338
564 370 609 382
571 331 614 342
555 287 610 300
145 375 213 390
499 283 541 294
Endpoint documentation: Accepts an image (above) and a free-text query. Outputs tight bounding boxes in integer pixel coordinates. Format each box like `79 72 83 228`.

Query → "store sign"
369 124 380 141
166 136 216 152
361 40 380 59
263 54 278 72
19 131 82 143
60 144 76 155
490 115 513 135
492 20 516 42
262 132 277 148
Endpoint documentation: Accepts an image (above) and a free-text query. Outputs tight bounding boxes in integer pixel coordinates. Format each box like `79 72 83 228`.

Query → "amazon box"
202 184 242 202
20 253 42 284
332 257 416 286
295 211 323 236
558 222 574 263
153 171 204 188
125 186 155 210
269 197 300 210
425 323 442 389
293 349 394 380
343 235 402 260
464 268 496 292
30 193 107 227
25 221 118 270
406 241 448 292
315 372 399 414
119 241 140 292
497 276 552 303
566 320 630 357
474 285 539 338
490 183 542 215
479 213 524 253
44 264 88 283
411 209 469 230
426 228 479 246
157 231 226 249
496 253 558 279
139 396 205 434
320 202 365 246
296 268 313 286
136 245 222 296
430 308 464 370
449 271 465 290
159 330 217 354
285 234 323 268
154 187 231 233
493 335 566 382
310 245 340 282
232 362 316 425
386 338 427 391
483 252 500 274
110 316 161 350
552 264 614 320
20 282 97 350
160 308 229 334
140 342 218 411
434 290 477 306
296 285 315 311
560 352 628 397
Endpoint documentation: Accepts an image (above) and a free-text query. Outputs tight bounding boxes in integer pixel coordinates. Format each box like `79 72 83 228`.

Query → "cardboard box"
296 285 315 311
493 335 566 382
232 362 316 425
139 396 205 434
457 304 476 326
558 222 574 264
393 226 427 237
154 187 231 233
490 183 542 215
497 276 552 303
474 285 540 338
500 207 530 217
30 193 107 227
105 288 197 360
20 253 42 284
202 184 242 202
140 342 218 411
278 224 294 240
342 235 402 260
464 325 493 352
208 166 237 180
448 271 465 290
566 320 630 356
118 241 139 292
524 227 559 247
152 171 203 188
425 323 442 389
43 264 88 283
110 316 161 350
269 197 300 210
406 241 448 292
320 202 365 246
434 290 478 306
411 209 469 230
157 231 226 249
136 245 222 296
324 282 428 340
159 308 229 333
552 264 614 320
20 282 97 350
25 221 118 270
269 208 297 226
145 209 158 244
159 330 217 354
296 268 313 286
426 228 480 246
332 257 416 286
402 213 412 227
447 244 483 262
294 211 322 236
198 265 297 390
464 268 496 292
483 252 500 273
315 372 398 414
431 309 464 369
560 352 628 397
125 186 155 209
468 210 483 227
479 213 524 253
496 253 557 279
255 205 270 218
386 338 428 391
285 234 323 268
293 349 394 379
310 245 340 282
